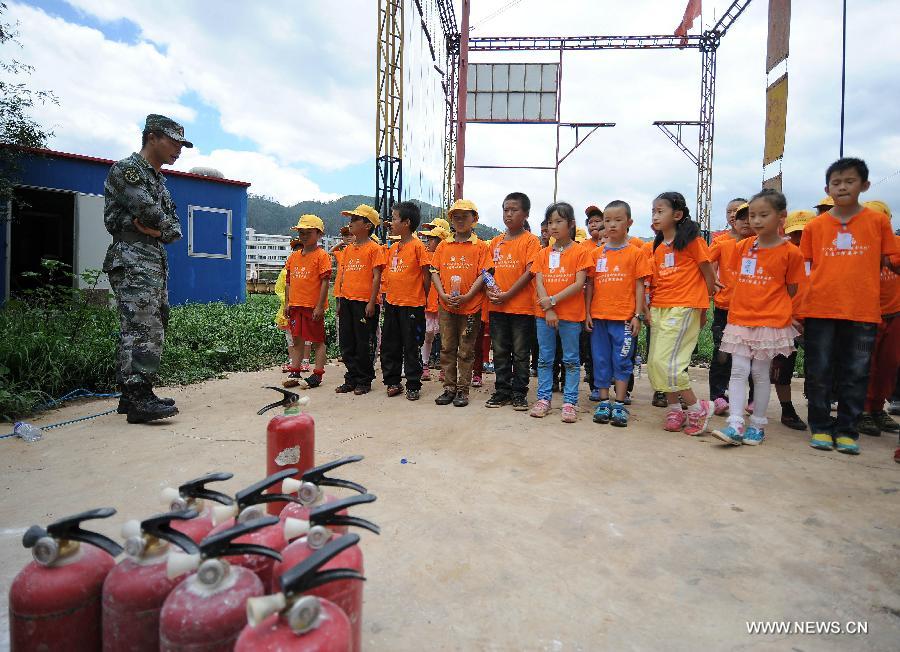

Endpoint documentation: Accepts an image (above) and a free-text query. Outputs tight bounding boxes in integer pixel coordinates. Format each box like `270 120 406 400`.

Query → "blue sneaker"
610 402 629 427
834 435 860 455
743 426 765 445
593 401 611 424
712 425 744 446
589 388 602 402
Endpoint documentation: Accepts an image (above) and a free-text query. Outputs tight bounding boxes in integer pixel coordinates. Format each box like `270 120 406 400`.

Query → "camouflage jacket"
103 152 182 272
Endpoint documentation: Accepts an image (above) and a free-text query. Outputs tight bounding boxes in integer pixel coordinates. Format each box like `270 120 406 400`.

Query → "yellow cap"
863 200 891 219
784 210 815 234
290 214 324 232
369 234 380 244
815 196 835 209
734 202 750 217
574 227 587 242
447 199 479 221
341 204 380 227
387 234 400 240
420 226 448 239
422 217 451 232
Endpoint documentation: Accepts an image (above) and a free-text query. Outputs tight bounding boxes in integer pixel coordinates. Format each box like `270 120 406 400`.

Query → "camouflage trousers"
106 246 169 388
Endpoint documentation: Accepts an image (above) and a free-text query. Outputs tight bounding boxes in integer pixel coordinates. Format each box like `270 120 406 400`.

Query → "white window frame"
188 205 232 260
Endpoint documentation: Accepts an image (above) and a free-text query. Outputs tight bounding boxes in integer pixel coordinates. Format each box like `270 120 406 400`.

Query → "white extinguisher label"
275 446 301 466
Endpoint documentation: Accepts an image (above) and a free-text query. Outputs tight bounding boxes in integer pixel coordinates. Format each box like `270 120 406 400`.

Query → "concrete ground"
2 364 899 651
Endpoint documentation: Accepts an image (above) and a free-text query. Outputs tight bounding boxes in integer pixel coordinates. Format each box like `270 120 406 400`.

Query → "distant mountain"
247 194 502 240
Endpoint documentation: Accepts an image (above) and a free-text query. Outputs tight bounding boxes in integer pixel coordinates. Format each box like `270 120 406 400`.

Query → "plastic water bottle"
481 269 497 290
634 355 642 379
13 421 43 443
450 275 461 298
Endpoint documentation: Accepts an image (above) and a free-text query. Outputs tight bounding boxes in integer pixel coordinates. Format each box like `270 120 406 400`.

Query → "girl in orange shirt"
712 189 806 447
530 202 592 423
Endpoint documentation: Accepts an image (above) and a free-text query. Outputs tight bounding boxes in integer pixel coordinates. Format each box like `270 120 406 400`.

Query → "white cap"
246 593 287 627
167 551 201 579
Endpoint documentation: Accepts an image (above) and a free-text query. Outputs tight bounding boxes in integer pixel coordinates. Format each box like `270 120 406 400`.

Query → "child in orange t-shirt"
380 201 430 401
711 189 806 447
530 202 592 423
335 204 386 395
801 158 898 454
647 191 717 436
283 215 332 389
585 200 652 427
430 199 490 407
485 192 541 410
419 226 445 381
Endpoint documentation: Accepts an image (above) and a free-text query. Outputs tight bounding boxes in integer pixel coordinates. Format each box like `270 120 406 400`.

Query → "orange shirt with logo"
422 250 439 312
629 236 646 250
531 243 592 322
340 240 386 302
708 235 742 310
726 237 806 328
587 243 653 321
581 239 602 253
430 236 490 315
650 236 711 309
384 238 429 307
799 208 898 323
487 232 541 315
880 235 900 316
285 248 332 308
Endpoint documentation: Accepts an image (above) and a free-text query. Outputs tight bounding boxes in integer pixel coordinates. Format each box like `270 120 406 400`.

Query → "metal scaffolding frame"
376 0 403 239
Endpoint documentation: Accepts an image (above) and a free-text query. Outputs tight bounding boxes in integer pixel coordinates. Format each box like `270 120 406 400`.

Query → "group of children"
276 156 900 459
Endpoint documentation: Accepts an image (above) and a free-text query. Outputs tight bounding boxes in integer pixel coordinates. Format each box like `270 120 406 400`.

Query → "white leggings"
727 354 772 428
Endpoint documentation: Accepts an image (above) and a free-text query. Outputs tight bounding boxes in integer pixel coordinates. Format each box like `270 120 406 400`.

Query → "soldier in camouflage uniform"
103 114 192 423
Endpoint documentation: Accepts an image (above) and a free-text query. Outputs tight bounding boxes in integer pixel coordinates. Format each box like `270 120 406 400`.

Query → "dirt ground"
2 363 899 651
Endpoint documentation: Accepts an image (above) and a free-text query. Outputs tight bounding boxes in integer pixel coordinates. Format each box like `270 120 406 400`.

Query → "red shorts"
287 306 326 343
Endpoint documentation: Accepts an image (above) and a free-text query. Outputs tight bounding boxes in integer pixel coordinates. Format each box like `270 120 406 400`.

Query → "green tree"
0 2 58 200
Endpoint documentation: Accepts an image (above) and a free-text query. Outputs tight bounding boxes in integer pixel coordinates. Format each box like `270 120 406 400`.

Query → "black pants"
805 318 877 438
580 329 594 390
339 299 379 388
709 307 731 400
380 302 425 391
490 312 535 398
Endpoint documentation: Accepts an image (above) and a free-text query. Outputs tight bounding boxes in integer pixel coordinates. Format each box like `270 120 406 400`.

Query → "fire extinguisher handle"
257 386 301 415
302 455 367 494
279 533 365 596
29 507 124 557
199 515 283 561
309 494 379 533
235 469 303 509
178 472 235 506
140 509 201 554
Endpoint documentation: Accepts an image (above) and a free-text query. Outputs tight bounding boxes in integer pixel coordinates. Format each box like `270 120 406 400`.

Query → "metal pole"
839 0 846 157
454 0 470 201
553 45 563 201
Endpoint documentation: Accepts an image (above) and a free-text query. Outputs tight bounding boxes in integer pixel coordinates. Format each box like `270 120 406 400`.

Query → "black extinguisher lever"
308 494 380 534
278 533 365 596
177 472 234 506
139 509 201 554
236 469 303 510
23 507 124 560
199 516 283 562
257 386 300 415
302 455 367 494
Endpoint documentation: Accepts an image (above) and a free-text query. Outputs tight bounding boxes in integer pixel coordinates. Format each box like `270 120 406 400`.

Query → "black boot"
126 385 178 424
117 386 175 414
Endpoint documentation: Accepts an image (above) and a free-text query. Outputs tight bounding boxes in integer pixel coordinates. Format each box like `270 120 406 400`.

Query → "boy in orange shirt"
335 204 386 395
802 158 898 454
485 192 541 410
585 200 652 427
283 215 332 389
430 199 489 407
419 225 445 380
380 201 431 401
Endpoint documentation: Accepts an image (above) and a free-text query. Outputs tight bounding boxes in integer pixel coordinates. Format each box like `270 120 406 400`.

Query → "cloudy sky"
5 0 899 236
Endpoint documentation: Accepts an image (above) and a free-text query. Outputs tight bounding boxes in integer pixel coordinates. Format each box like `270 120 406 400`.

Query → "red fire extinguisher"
280 455 367 535
101 508 200 652
206 469 311 588
161 471 235 543
270 495 379 652
9 507 123 652
258 387 316 515
236 534 364 652
159 516 283 652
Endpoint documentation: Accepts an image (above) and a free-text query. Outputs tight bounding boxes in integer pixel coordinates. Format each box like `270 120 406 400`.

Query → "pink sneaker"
472 374 483 388
684 400 712 436
561 403 577 423
299 360 311 372
530 399 551 418
421 368 431 381
713 397 729 416
664 409 686 432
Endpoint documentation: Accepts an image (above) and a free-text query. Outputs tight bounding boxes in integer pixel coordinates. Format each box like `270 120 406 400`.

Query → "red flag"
674 0 702 44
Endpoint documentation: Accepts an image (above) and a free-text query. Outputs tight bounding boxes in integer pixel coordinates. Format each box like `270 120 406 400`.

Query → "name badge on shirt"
391 256 399 271
740 257 757 276
596 257 608 273
549 251 561 270
493 247 501 262
804 261 811 276
836 231 853 250
663 252 675 268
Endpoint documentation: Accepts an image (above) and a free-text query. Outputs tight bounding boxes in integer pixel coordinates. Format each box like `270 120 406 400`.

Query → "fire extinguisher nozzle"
246 592 287 627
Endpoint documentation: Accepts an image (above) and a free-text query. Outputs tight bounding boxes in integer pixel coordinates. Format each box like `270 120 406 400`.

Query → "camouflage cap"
144 114 193 148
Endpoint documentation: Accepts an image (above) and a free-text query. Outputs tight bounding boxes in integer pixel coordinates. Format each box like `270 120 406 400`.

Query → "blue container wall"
4 153 247 305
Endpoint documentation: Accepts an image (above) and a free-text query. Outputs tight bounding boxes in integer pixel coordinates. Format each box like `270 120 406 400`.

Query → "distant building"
245 227 338 279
